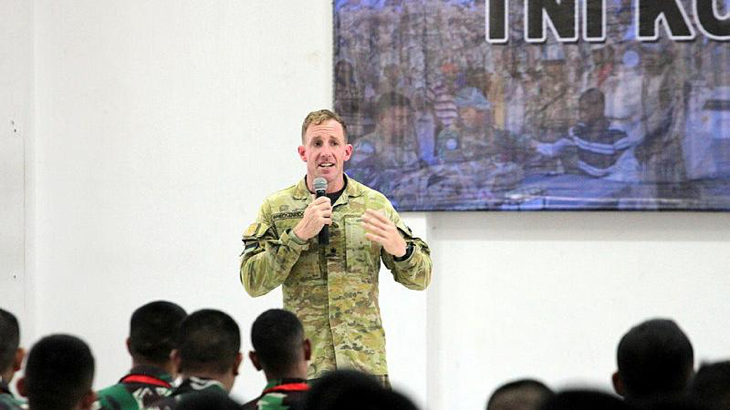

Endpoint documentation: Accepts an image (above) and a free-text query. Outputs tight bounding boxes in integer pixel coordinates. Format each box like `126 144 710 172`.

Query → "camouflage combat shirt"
146 377 227 410
93 365 174 410
241 378 308 410
0 381 24 410
240 176 432 378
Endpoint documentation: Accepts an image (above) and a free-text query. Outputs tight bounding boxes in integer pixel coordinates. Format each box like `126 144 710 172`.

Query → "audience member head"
540 389 632 410
127 300 187 376
173 309 242 392
249 309 310 380
176 392 241 410
691 361 730 410
0 309 23 385
17 334 95 410
487 379 554 410
613 319 694 401
301 369 418 410
375 92 411 138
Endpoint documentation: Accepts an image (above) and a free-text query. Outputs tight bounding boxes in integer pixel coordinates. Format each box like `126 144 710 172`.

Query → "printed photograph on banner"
335 0 730 211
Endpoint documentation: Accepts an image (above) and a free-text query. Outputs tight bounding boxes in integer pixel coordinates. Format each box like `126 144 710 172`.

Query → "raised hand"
360 209 407 257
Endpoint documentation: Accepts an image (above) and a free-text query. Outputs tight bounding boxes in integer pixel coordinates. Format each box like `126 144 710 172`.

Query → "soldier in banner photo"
533 88 640 182
239 109 432 387
348 92 422 193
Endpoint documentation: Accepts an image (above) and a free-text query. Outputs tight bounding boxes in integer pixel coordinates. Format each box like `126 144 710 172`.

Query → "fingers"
361 210 394 231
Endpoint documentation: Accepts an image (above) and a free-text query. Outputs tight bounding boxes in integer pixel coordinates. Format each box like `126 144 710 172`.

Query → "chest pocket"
274 218 324 283
343 214 380 279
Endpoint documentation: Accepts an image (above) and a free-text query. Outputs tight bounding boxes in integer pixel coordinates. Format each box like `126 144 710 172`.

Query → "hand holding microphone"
293 177 331 243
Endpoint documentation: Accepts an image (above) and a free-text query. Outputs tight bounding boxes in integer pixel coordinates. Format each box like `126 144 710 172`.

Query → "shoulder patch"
243 223 258 237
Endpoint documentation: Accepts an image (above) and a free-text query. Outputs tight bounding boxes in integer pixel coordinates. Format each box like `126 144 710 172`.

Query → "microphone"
313 177 329 245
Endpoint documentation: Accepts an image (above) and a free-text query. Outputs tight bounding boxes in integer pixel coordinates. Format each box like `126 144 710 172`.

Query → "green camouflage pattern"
240 177 431 378
145 377 227 410
93 366 174 410
0 382 25 410
241 379 308 410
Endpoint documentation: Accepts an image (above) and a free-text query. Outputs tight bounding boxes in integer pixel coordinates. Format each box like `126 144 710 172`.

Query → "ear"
171 349 182 374
343 144 353 162
80 390 97 410
249 351 262 372
125 337 132 355
16 377 26 397
233 352 243 376
13 348 24 372
612 371 625 397
303 339 312 362
298 145 307 162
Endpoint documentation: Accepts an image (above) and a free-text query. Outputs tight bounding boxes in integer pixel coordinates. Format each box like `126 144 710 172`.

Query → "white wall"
0 0 32 348
12 1 730 410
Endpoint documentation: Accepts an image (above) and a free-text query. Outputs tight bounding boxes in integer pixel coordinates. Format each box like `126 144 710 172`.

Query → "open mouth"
318 162 335 168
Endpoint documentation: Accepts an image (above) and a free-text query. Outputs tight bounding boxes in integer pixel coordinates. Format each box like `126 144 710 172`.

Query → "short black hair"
617 319 694 399
300 369 418 410
376 92 411 118
177 309 240 374
129 300 187 364
580 87 605 106
0 309 20 374
487 379 554 410
24 334 95 410
540 389 632 410
691 361 730 410
251 309 304 376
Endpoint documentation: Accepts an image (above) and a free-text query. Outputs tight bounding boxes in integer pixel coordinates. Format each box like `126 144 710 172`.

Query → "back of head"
540 389 631 410
176 392 241 410
691 361 730 410
24 334 95 410
301 369 418 410
251 309 304 376
129 300 187 365
177 309 240 375
0 309 20 375
617 319 694 400
487 379 554 410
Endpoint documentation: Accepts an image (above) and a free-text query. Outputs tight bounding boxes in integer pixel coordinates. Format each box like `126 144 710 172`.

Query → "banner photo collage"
335 0 730 211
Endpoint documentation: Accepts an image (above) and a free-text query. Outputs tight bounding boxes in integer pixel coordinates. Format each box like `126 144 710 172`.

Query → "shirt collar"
293 174 363 203
123 365 174 384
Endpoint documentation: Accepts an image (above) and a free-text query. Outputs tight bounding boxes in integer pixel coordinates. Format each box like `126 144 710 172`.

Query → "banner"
335 0 730 210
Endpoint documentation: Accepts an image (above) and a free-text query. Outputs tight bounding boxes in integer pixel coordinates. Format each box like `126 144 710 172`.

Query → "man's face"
458 107 490 131
298 119 353 186
579 96 604 125
379 106 410 138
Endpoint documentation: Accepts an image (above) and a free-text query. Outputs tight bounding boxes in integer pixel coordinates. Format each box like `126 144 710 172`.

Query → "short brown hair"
301 109 348 143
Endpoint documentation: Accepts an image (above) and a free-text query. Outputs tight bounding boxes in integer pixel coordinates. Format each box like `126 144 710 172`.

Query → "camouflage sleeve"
239 200 309 297
380 205 432 291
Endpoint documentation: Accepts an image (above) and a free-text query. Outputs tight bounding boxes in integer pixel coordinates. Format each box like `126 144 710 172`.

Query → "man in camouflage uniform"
240 109 432 386
242 309 310 410
0 309 24 410
93 301 187 410
147 310 242 410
